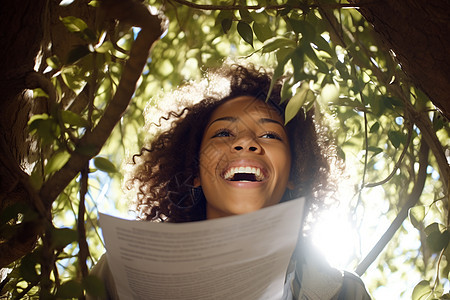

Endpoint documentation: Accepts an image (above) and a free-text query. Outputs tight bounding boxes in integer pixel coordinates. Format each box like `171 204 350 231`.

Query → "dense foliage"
1 0 448 299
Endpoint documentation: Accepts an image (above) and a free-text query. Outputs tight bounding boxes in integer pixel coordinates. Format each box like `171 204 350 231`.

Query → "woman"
90 64 371 299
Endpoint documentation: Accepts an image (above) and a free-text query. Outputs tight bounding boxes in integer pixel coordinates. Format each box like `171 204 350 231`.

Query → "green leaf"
287 18 316 41
303 43 329 73
56 280 84 298
28 114 59 146
335 61 350 80
95 40 114 53
261 36 296 53
253 22 272 42
33 88 49 98
320 84 339 103
83 275 107 298
66 44 92 64
28 113 49 127
46 55 62 70
313 35 334 57
369 122 380 133
367 146 383 156
237 21 253 47
432 112 445 131
384 96 404 108
266 55 291 103
215 10 233 27
94 157 118 173
369 95 386 116
221 18 232 34
285 84 314 124
239 9 253 23
30 166 44 190
0 202 30 225
60 16 89 33
88 0 100 7
60 0 75 6
427 229 450 253
337 146 346 160
83 28 97 42
388 130 407 148
61 110 90 128
51 227 78 249
61 66 86 92
276 47 295 64
250 11 268 24
281 80 293 103
412 280 432 300
44 151 71 175
19 253 39 282
291 48 305 82
424 222 441 236
409 206 425 229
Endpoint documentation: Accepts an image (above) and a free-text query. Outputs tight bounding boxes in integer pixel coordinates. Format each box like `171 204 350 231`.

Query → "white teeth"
223 166 265 181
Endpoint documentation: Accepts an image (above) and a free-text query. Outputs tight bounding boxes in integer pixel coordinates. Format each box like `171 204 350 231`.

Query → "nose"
231 134 262 154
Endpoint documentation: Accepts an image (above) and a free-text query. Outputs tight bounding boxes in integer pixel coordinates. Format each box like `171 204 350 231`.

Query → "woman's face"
197 96 292 219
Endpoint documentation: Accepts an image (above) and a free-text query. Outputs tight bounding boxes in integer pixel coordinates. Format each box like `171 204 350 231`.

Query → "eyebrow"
206 116 284 130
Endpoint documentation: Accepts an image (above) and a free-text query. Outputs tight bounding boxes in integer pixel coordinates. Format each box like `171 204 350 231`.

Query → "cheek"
199 142 225 177
275 146 292 178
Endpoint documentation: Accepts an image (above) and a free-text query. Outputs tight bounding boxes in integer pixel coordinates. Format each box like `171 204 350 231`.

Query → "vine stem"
168 0 365 11
358 92 369 200
364 124 413 188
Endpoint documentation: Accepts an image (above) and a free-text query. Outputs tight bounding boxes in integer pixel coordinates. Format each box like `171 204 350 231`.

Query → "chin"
227 202 268 215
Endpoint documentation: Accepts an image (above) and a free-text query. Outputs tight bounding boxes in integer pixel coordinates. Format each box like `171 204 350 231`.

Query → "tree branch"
168 0 365 11
77 165 89 281
39 1 163 208
355 139 429 276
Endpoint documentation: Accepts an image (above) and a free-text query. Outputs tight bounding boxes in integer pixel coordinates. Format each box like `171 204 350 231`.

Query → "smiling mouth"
223 166 266 182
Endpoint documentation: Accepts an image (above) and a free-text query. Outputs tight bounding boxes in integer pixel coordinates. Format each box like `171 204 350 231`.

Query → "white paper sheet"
99 198 305 300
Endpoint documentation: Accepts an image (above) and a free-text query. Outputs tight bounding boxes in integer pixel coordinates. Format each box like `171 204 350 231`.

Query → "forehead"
209 96 283 122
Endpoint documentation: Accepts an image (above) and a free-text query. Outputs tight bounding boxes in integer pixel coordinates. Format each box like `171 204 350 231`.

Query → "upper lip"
220 159 269 181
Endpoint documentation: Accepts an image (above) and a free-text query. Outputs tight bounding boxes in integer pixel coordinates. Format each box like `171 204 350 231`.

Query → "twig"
77 164 89 282
355 139 429 275
40 226 54 298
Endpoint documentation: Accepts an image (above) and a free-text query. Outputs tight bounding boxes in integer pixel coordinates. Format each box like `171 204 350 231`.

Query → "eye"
260 131 282 140
212 128 233 138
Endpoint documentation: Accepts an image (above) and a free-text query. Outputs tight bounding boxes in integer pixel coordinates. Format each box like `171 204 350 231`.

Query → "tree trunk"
350 0 450 120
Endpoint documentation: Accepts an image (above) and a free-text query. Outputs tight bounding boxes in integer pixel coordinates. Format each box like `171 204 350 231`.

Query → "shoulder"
337 271 371 300
287 239 371 300
86 254 119 300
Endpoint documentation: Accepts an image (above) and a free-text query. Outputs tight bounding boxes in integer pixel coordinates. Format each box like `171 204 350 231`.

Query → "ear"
193 176 201 187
